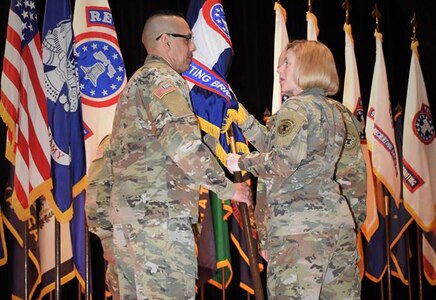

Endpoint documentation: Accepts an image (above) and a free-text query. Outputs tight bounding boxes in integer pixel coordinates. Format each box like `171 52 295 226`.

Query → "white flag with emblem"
403 41 436 231
365 32 401 204
73 0 126 171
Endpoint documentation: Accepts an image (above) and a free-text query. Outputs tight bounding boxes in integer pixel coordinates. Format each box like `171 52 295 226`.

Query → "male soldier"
107 11 251 299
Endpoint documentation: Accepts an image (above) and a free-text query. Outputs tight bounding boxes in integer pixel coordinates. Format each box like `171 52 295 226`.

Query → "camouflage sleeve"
238 104 270 152
150 81 235 200
238 105 308 178
85 135 113 234
335 104 367 230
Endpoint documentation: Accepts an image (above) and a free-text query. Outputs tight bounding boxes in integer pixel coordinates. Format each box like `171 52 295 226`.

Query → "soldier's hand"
226 153 241 173
232 182 252 205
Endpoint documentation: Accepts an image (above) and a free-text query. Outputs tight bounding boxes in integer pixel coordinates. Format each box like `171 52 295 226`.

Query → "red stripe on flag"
423 228 436 285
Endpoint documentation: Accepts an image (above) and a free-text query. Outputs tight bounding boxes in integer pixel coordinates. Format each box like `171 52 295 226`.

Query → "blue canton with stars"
211 3 230 41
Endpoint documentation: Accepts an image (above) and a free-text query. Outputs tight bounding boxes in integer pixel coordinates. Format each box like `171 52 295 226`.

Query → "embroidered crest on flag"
75 7 126 108
413 104 435 144
204 1 231 45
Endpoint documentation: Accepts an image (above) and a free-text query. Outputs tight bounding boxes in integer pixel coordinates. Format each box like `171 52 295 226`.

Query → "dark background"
1 0 435 299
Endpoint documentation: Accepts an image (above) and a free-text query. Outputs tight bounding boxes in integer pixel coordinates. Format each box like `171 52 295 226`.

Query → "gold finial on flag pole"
372 3 382 32
342 0 352 25
411 13 418 42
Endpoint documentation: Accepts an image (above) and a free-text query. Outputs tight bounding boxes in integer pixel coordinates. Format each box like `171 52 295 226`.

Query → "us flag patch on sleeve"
153 81 177 99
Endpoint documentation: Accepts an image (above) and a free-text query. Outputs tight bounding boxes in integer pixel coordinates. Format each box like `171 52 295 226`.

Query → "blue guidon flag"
183 0 248 164
73 0 126 171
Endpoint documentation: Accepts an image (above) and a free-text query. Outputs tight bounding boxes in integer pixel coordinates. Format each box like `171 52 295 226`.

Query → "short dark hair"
148 10 184 19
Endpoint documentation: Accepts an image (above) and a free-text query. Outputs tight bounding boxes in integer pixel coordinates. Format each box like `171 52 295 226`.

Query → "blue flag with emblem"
42 0 88 288
183 0 248 163
184 0 263 294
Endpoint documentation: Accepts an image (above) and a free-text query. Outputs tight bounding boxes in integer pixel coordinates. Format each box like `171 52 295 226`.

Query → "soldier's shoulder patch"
274 111 306 146
344 118 359 151
153 80 177 99
277 119 296 137
276 111 305 137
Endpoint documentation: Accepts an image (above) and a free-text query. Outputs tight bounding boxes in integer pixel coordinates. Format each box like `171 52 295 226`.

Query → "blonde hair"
285 40 339 95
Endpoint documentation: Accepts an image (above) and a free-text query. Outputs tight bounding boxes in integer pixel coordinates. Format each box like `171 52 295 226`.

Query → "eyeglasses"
155 32 193 42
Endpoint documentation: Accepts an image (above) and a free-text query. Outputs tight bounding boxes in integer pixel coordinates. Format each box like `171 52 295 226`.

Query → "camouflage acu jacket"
108 55 235 225
239 88 366 246
85 135 113 252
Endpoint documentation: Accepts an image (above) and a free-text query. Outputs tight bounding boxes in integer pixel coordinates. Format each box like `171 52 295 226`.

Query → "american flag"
0 0 53 221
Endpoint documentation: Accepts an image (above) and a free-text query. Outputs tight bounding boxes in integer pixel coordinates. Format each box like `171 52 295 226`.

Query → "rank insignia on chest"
154 81 177 99
277 119 296 136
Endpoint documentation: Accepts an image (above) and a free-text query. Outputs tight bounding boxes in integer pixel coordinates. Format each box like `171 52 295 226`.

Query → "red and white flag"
342 22 374 279
365 32 401 204
271 1 288 114
402 41 436 285
0 0 53 221
73 0 127 171
342 24 379 241
402 41 436 231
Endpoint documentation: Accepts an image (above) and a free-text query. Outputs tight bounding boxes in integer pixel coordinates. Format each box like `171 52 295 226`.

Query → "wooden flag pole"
228 126 264 300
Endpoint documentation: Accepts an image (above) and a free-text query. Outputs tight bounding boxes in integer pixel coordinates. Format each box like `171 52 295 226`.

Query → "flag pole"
382 191 392 300
85 226 90 300
371 6 393 300
228 126 265 300
409 16 422 300
221 268 226 300
404 230 413 300
404 17 419 300
342 0 351 25
416 226 424 300
24 219 28 300
55 220 61 300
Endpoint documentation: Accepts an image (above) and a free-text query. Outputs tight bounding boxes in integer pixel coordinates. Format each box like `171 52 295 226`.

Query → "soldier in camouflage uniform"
107 12 251 299
227 40 366 299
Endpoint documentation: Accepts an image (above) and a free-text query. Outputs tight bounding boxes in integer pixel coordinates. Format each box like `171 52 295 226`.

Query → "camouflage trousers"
113 218 197 299
266 227 360 300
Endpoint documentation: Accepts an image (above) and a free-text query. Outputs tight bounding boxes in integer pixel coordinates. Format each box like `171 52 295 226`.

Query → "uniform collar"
145 54 171 66
298 87 325 97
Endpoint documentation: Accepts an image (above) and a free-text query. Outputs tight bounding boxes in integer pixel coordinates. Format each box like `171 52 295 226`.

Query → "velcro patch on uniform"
344 119 359 150
277 119 296 137
274 111 305 147
153 81 177 99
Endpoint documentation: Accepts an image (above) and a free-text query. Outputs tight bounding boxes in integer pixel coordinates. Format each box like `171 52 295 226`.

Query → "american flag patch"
153 81 177 99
